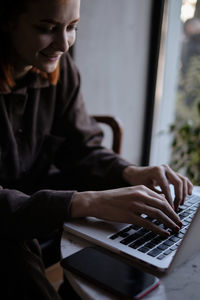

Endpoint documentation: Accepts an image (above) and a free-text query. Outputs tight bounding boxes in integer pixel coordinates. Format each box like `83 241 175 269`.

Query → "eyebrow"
40 18 80 25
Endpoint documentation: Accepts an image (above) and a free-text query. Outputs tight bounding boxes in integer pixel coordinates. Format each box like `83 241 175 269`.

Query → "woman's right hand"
70 185 182 237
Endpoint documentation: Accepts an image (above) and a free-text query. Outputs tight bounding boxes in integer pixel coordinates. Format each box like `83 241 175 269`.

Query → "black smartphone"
60 247 160 299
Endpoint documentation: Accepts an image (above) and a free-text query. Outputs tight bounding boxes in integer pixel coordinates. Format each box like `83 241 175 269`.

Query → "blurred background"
72 0 200 185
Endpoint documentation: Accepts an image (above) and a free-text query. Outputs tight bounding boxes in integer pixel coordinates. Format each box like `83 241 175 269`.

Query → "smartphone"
60 247 160 299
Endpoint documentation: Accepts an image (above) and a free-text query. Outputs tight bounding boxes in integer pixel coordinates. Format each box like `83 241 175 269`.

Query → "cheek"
33 35 54 52
68 32 77 47
13 32 51 55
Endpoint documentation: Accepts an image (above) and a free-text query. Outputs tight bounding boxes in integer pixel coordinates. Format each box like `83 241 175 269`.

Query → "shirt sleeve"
53 53 132 191
0 187 74 240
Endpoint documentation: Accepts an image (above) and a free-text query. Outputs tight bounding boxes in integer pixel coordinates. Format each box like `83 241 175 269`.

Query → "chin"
37 61 58 73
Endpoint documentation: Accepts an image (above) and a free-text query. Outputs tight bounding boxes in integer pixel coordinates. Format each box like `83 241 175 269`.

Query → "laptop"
63 186 200 274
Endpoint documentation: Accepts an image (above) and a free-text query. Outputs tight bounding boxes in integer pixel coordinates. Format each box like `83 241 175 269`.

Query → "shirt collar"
0 71 51 96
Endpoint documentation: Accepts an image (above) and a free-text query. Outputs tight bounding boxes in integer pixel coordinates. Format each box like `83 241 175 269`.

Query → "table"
61 230 200 300
61 187 200 300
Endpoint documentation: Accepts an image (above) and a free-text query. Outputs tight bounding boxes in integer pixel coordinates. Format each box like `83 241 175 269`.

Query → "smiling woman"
0 0 193 299
0 0 80 89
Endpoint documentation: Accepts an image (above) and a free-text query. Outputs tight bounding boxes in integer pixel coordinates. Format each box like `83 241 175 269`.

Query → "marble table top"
61 231 200 300
61 186 200 300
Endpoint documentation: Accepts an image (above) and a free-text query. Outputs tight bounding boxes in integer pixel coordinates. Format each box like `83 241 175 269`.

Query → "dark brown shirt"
0 53 130 241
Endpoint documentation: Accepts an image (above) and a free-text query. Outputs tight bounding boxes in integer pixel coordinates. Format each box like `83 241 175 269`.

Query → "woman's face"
9 0 80 76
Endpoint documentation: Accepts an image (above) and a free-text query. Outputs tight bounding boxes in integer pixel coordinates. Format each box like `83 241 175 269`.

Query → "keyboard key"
126 225 134 231
174 232 184 239
135 238 147 247
180 205 187 210
131 225 141 230
144 232 157 240
129 242 140 249
170 245 178 251
177 207 184 213
183 212 190 217
164 249 172 256
163 240 174 247
157 254 165 260
182 220 190 226
120 233 141 245
129 238 147 249
153 220 160 225
119 227 131 233
145 242 156 249
190 206 197 211
152 237 165 245
157 244 168 251
179 213 187 220
118 232 130 238
169 236 180 242
180 228 188 234
186 209 194 214
138 246 149 253
184 218 191 223
148 248 163 257
188 195 200 203
137 228 149 235
109 234 118 240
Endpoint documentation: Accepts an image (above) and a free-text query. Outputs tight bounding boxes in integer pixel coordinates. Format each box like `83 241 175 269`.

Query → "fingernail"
164 230 170 237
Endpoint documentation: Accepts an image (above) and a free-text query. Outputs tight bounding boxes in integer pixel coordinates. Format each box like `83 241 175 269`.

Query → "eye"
36 25 57 33
67 24 78 32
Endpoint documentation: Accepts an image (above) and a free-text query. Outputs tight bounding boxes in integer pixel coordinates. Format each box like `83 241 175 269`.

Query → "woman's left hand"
123 164 193 211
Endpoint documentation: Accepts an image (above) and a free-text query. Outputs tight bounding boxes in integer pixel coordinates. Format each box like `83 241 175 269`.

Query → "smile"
40 52 61 62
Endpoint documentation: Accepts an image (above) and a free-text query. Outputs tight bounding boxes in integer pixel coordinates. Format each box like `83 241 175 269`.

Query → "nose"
53 30 70 53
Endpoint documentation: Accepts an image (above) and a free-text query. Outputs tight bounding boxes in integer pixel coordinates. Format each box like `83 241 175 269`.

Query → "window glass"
170 0 200 185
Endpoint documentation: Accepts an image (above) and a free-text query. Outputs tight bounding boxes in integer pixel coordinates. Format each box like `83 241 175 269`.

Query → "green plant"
169 53 200 185
176 56 200 122
170 102 200 185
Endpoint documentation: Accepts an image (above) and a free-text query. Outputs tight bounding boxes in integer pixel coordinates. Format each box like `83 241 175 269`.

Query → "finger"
181 177 187 205
187 178 193 195
146 184 162 194
133 212 179 237
155 167 174 208
167 169 193 200
141 204 181 232
133 215 170 237
179 177 193 206
141 186 170 203
142 194 182 227
162 165 185 208
174 175 188 209
174 180 186 211
147 185 163 194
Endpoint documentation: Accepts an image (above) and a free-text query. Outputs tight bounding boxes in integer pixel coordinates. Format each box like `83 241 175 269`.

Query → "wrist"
70 191 99 218
122 165 137 184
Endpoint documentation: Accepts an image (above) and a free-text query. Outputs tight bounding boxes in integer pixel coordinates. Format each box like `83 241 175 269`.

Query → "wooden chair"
92 115 123 154
40 115 123 268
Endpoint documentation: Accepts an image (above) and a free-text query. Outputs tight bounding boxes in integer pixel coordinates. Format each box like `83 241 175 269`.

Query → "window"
149 0 200 185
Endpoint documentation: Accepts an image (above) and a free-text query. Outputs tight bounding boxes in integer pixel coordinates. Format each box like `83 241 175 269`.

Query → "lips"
40 52 61 61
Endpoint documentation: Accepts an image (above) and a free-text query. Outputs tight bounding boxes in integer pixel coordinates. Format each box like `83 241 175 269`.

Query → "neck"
13 65 33 80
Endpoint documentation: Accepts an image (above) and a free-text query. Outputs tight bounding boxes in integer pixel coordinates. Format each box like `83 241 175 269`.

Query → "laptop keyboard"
109 194 200 260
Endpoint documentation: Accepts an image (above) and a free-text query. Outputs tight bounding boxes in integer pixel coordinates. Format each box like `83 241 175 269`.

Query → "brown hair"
0 0 60 92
